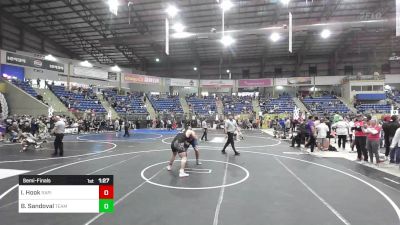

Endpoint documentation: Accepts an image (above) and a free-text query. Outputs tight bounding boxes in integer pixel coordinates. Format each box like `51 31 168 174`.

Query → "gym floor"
0 129 399 225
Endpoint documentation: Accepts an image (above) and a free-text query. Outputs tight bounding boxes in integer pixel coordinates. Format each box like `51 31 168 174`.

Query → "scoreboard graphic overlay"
18 175 114 213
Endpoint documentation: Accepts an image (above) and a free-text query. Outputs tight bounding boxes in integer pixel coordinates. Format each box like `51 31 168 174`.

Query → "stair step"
252 99 261 119
179 97 190 116
292 97 310 114
34 88 75 118
144 96 156 119
216 99 224 115
96 94 118 120
4 80 49 117
337 96 357 113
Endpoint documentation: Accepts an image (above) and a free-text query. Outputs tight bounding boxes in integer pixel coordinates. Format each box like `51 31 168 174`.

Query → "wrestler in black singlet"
171 132 190 153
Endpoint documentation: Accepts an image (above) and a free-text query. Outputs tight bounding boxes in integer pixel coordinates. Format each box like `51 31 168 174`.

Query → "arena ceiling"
0 0 398 70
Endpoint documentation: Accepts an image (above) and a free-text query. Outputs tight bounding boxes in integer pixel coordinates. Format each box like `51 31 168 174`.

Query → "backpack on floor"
328 145 337 151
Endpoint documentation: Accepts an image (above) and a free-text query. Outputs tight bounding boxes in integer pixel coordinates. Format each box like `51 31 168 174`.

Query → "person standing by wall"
389 126 400 164
304 116 316 153
221 115 240 156
382 115 399 161
291 120 306 148
332 117 350 150
284 118 291 137
348 117 355 151
114 118 120 137
316 119 330 151
51 116 65 157
201 119 208 141
167 119 172 131
353 114 368 162
363 118 382 165
123 120 130 137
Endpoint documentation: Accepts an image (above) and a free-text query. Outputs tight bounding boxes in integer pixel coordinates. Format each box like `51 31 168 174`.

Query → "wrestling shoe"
179 170 189 177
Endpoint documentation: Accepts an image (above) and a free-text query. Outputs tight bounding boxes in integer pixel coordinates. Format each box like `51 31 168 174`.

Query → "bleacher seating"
11 79 37 97
103 89 147 114
222 96 253 114
259 95 295 114
104 90 147 115
149 95 183 113
389 91 400 104
392 96 400 104
50 85 106 113
356 104 392 113
186 96 216 115
302 95 350 114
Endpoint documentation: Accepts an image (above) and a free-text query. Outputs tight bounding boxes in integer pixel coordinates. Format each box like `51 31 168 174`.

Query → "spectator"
305 116 316 152
353 114 368 162
382 115 400 161
332 117 350 150
363 118 382 165
316 119 330 151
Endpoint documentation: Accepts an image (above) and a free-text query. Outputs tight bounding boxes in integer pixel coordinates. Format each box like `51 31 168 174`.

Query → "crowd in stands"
186 95 216 115
301 94 350 114
149 94 183 114
102 89 147 115
49 84 106 114
222 95 253 114
5 77 400 161
3 81 400 165
259 93 295 114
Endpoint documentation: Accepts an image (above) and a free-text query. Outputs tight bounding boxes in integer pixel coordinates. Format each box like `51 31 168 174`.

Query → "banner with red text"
200 79 234 88
124 73 161 84
275 78 288 86
238 78 272 87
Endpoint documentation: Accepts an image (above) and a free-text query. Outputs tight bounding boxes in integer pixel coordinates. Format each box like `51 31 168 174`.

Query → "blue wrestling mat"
76 129 178 142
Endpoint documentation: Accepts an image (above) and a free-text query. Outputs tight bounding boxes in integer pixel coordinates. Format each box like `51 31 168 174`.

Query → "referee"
52 116 65 157
201 119 208 141
222 115 240 156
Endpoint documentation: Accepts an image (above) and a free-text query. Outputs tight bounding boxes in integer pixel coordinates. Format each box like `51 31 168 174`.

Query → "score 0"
99 185 114 213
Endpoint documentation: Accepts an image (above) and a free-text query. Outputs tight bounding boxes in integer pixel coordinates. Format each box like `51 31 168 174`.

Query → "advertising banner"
200 79 234 88
1 64 25 80
5 52 65 73
24 67 61 80
64 127 78 134
275 78 288 86
287 77 313 85
124 73 161 84
169 78 198 87
74 66 108 80
238 78 272 87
